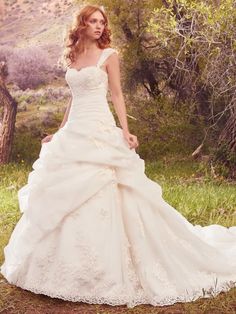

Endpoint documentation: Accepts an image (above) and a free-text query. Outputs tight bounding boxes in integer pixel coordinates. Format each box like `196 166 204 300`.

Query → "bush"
0 45 14 62
123 95 205 160
11 131 41 164
212 143 236 179
7 46 53 90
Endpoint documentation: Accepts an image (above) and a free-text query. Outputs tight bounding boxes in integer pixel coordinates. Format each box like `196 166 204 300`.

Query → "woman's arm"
107 52 139 149
107 53 129 133
58 96 72 129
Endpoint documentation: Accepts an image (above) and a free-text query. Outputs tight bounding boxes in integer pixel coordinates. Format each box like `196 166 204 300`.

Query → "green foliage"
123 95 205 160
212 143 236 179
85 0 236 176
11 131 41 164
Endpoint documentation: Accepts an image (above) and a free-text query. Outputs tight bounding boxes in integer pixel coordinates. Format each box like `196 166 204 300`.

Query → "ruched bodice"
65 47 117 125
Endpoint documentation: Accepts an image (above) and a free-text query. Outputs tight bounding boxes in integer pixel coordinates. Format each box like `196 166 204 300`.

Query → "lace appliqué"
12 233 236 309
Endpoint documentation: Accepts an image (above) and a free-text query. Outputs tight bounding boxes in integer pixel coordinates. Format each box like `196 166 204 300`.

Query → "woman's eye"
90 19 105 25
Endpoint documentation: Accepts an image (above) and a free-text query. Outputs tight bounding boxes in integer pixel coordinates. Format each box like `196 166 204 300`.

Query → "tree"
88 0 236 176
146 0 236 176
0 61 17 163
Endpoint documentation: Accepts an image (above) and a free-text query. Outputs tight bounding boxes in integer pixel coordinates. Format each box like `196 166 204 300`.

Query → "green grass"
145 158 236 227
0 157 236 313
0 163 30 263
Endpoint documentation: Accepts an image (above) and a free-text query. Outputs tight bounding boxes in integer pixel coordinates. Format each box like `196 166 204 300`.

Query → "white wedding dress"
1 47 236 308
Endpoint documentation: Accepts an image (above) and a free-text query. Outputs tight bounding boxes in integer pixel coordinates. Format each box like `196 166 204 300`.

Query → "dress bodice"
65 47 118 99
64 47 118 126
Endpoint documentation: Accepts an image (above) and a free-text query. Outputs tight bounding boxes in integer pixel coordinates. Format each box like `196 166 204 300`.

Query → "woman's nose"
96 21 103 28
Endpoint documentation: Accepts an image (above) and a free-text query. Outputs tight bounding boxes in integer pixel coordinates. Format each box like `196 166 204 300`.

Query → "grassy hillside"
0 0 79 64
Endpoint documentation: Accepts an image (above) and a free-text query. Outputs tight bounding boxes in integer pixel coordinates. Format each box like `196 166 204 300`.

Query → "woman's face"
84 10 106 40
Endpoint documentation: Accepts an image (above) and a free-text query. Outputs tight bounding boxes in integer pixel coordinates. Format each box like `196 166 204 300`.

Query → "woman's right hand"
41 134 54 144
122 130 139 149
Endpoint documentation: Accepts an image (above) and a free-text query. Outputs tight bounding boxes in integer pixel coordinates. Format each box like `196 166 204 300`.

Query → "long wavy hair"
62 4 112 67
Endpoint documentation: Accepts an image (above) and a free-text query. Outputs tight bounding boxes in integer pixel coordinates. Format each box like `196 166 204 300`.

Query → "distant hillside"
0 0 81 65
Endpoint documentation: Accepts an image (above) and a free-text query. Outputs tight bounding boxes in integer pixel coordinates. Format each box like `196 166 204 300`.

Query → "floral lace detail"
121 236 145 299
8 211 236 309
88 135 105 149
130 244 177 296
13 241 236 309
99 207 110 219
65 48 118 98
11 280 236 308
87 119 116 150
66 67 108 97
137 214 145 238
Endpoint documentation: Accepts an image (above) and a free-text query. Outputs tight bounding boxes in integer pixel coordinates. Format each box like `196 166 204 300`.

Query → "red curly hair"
63 4 112 67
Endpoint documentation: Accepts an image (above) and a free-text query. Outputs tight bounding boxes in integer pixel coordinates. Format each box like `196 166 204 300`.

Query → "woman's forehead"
89 11 105 20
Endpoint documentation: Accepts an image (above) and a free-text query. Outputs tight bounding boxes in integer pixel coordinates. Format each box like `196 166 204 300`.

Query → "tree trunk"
0 62 17 164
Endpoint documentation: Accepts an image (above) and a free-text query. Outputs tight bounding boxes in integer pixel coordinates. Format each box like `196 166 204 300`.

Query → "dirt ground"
1 275 236 314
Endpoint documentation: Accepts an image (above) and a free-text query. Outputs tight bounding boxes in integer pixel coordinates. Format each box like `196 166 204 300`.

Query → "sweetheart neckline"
66 66 108 77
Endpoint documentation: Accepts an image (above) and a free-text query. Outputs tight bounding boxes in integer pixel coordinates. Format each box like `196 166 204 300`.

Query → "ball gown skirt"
1 47 236 309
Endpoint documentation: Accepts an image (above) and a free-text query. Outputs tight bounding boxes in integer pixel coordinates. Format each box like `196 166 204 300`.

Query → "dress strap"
97 48 118 67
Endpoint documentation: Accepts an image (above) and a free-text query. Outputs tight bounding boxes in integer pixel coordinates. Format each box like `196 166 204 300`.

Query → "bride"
1 4 236 309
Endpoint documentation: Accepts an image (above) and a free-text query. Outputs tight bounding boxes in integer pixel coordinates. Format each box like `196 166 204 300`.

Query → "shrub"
123 95 205 160
11 131 41 164
212 144 236 179
0 45 14 62
7 46 53 90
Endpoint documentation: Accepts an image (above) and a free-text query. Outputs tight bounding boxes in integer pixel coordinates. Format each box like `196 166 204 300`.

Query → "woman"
1 4 236 309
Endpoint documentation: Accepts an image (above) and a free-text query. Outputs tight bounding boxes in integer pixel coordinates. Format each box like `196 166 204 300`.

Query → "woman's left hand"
122 130 139 149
